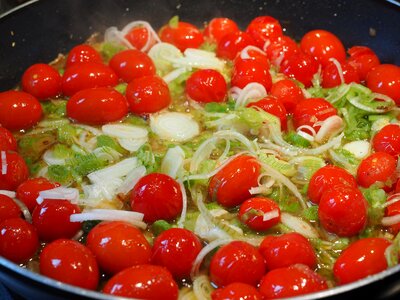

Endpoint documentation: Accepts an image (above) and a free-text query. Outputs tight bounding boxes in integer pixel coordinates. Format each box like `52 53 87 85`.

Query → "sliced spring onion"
161 146 185 178
314 115 344 143
37 187 80 205
342 140 371 159
87 157 138 183
263 209 280 221
382 214 400 227
192 275 214 300
177 180 188 229
43 149 66 166
240 45 266 60
119 20 161 52
102 124 148 139
280 212 319 238
115 165 147 195
329 58 345 85
0 190 16 198
171 48 225 72
1 151 7 175
117 137 148 152
230 82 267 109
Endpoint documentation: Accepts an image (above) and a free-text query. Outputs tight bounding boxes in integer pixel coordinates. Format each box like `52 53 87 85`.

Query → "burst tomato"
247 96 288 130
366 64 400 104
246 16 283 49
186 69 227 103
280 52 320 87
204 18 239 44
159 21 204 51
0 151 29 191
217 31 256 60
238 197 281 231
211 282 263 300
66 44 102 68
0 127 17 151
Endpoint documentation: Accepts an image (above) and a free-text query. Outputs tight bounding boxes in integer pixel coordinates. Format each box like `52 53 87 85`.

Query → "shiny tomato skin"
0 218 39 263
40 239 99 290
247 96 287 131
265 35 299 67
21 63 62 100
366 64 400 104
124 27 150 50
238 197 281 231
130 173 182 223
66 44 102 68
204 18 240 44
151 228 202 279
0 90 42 131
109 49 156 82
259 233 317 270
333 238 391 285
322 61 360 88
209 241 266 287
126 75 171 114
66 87 128 125
211 282 263 300
357 152 397 188
308 165 357 204
373 124 400 157
347 46 380 81
16 177 60 212
246 16 283 49
103 264 178 300
32 199 81 242
280 52 320 87
259 264 328 299
159 21 204 52
0 151 29 191
186 69 227 103
0 194 21 222
231 58 272 91
385 199 400 234
269 79 305 114
300 29 346 67
62 62 118 97
217 31 256 60
0 127 17 151
318 187 368 237
208 155 261 208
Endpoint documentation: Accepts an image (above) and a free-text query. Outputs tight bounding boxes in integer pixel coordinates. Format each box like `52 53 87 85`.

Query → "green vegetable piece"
18 133 56 161
136 144 161 173
69 153 107 177
96 135 125 153
41 100 67 119
52 144 72 159
124 115 148 126
168 16 179 28
302 205 319 221
284 132 311 148
101 42 126 61
199 41 217 52
184 211 200 232
57 124 77 145
204 102 230 113
151 220 172 236
115 83 127 94
48 165 72 184
258 153 296 177
361 186 387 226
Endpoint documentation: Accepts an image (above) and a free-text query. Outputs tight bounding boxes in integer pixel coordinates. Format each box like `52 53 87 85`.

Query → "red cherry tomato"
247 96 288 131
32 199 81 241
204 18 240 44
40 239 99 290
152 228 202 279
130 173 182 223
124 27 151 50
333 238 391 285
0 218 39 263
246 16 283 49
66 87 129 125
126 75 171 114
217 31 256 60
209 241 266 287
66 44 102 68
103 264 178 300
159 21 204 51
300 29 346 67
0 127 17 151
280 52 320 87
109 49 156 82
86 221 151 274
231 58 272 91
322 61 360 88
259 233 317 270
0 91 42 131
318 187 368 237
0 194 21 222
259 264 328 298
265 35 299 67
357 152 397 188
62 62 118 97
238 197 281 231
385 198 400 234
21 63 62 100
186 69 227 103
211 282 263 300
0 151 29 191
307 165 357 204
347 46 380 81
373 124 400 157
366 64 400 104
269 79 305 114
208 155 261 208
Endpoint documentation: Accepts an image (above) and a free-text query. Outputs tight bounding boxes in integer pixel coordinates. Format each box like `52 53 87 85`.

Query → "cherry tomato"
86 221 151 274
321 61 360 88
333 238 391 285
62 62 118 97
357 152 397 188
217 31 256 60
300 29 346 67
280 52 320 87
231 58 272 91
66 87 129 125
0 90 42 131
238 197 281 231
347 46 380 81
269 79 305 114
109 49 156 82
0 218 39 263
152 228 202 279
66 44 102 68
385 198 400 234
204 18 239 44
0 151 29 191
0 127 17 151
124 27 151 50
209 241 266 287
126 75 171 114
159 21 204 52
373 124 400 157
246 16 283 49
265 35 299 67
130 173 182 223
247 96 288 131
366 64 400 104
40 239 99 290
307 165 357 204
259 264 328 298
186 69 227 103
318 187 368 237
211 282 263 300
32 199 81 241
208 155 261 208
0 194 21 222
259 233 317 270
103 264 178 300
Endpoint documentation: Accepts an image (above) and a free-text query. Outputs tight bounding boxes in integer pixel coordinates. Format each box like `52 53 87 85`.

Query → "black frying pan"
0 0 400 299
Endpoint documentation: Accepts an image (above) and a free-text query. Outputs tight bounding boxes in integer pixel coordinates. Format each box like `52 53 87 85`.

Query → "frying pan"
0 0 400 299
